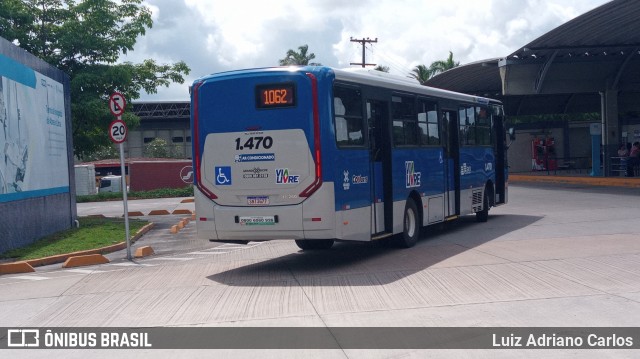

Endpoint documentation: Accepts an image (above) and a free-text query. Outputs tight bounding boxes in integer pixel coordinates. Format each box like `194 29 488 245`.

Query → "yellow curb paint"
128 211 145 217
510 174 640 188
172 209 193 215
177 221 185 229
0 261 35 275
170 225 178 233
134 246 154 258
62 254 109 268
191 213 196 221
148 210 171 215
180 198 195 203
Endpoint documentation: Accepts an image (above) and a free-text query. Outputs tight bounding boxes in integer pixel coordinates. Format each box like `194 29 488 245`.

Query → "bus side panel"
195 187 218 240
302 182 338 239
459 146 495 214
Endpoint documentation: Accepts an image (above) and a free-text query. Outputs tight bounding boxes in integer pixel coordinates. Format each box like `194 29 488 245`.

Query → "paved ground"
1 183 639 358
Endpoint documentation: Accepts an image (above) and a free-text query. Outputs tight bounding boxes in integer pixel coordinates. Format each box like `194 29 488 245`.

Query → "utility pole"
350 37 378 68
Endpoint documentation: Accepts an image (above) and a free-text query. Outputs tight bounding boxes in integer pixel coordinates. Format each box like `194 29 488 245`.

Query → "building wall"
0 37 75 254
129 160 192 191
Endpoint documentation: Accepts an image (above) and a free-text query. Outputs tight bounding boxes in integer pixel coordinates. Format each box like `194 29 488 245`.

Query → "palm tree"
279 44 321 66
409 64 432 85
429 51 460 76
374 65 390 73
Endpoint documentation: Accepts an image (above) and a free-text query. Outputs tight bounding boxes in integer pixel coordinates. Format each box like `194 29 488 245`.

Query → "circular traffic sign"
109 120 127 144
109 92 127 116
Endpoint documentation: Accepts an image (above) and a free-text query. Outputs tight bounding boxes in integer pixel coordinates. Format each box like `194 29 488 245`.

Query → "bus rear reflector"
299 72 322 198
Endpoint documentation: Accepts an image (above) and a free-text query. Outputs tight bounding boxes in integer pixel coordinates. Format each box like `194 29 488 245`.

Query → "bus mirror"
508 127 516 141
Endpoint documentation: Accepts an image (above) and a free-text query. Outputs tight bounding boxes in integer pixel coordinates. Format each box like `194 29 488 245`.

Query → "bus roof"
195 66 500 106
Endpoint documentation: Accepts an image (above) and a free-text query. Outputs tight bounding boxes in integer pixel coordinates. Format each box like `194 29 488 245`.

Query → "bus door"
442 109 460 217
367 99 393 235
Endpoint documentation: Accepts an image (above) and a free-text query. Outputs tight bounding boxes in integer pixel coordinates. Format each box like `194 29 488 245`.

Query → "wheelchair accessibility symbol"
215 166 232 185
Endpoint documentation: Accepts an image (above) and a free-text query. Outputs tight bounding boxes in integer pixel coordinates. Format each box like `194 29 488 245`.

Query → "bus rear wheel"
395 199 420 248
295 239 334 250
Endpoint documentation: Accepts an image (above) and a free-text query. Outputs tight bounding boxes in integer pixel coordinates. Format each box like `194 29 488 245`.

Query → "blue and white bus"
191 66 509 249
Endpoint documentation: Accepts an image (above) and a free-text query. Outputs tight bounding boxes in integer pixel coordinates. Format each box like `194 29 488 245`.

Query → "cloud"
128 0 609 100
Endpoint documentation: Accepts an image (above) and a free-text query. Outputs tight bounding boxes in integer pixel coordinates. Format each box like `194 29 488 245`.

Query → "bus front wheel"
395 199 420 248
295 239 334 250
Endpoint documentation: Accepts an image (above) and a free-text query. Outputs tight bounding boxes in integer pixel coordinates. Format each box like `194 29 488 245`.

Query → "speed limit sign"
109 120 127 143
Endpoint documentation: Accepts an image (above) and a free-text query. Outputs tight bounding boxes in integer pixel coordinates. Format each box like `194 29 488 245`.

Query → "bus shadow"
206 214 543 287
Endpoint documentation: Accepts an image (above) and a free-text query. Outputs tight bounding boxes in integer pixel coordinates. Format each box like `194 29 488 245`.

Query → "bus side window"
334 86 364 148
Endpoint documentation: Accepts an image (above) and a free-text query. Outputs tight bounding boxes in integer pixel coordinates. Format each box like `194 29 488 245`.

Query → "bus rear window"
256 83 296 109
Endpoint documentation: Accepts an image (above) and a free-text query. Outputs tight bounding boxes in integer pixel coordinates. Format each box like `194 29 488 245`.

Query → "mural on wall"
0 54 69 201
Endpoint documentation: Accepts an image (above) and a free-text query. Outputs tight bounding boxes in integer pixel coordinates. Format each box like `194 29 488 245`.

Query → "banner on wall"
0 54 69 202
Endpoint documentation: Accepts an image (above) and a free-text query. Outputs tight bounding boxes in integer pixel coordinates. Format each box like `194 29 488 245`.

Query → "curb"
134 246 155 258
148 210 171 215
0 261 35 274
510 174 640 188
62 254 109 268
0 222 155 274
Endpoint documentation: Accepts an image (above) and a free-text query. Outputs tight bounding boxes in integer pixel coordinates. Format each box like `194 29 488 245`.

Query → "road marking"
108 262 155 267
8 275 49 281
66 269 105 274
146 257 193 261
188 251 228 255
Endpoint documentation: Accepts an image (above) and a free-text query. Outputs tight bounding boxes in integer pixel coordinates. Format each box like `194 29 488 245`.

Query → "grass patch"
0 217 148 261
77 185 193 203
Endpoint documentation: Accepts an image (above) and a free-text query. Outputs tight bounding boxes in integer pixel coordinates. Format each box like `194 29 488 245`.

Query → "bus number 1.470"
235 136 273 151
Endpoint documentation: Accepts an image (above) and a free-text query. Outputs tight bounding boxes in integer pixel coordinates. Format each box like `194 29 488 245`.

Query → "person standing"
627 142 640 177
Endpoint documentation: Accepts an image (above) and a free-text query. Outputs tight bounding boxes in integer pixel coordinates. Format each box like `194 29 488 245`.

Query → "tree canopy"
409 51 460 85
279 44 321 66
0 0 190 159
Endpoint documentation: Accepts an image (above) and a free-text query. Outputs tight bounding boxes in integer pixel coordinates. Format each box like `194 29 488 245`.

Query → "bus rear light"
199 217 207 221
192 81 218 200
299 72 322 198
311 217 322 222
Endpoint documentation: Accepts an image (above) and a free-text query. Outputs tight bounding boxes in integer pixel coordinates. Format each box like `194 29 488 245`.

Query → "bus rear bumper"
195 183 337 241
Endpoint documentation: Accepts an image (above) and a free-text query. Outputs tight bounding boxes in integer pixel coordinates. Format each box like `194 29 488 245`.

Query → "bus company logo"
352 174 368 185
242 167 269 179
275 168 299 184
485 162 493 172
343 170 350 190
405 161 421 188
235 153 275 163
461 163 472 175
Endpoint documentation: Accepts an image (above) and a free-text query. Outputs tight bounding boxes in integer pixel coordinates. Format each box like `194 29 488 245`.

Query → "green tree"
409 64 433 85
279 44 321 66
0 0 190 159
144 138 171 158
374 65 390 73
429 51 460 76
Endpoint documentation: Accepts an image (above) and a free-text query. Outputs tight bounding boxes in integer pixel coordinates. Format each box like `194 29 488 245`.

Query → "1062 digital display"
256 83 296 109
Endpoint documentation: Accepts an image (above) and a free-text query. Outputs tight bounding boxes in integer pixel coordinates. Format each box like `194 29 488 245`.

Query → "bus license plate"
239 216 275 226
247 196 269 205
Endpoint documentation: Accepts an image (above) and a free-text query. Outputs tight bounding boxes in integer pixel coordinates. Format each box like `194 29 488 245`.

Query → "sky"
121 0 612 101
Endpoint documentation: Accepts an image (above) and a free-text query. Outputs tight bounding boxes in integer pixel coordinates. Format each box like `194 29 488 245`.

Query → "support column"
602 89 619 176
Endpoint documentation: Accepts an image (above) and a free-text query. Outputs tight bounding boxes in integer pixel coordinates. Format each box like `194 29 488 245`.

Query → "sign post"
108 92 132 260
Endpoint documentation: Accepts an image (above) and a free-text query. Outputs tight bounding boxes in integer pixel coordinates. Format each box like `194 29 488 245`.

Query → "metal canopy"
425 0 640 116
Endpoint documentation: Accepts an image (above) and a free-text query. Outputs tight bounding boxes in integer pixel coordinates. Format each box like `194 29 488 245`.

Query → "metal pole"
119 142 131 260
